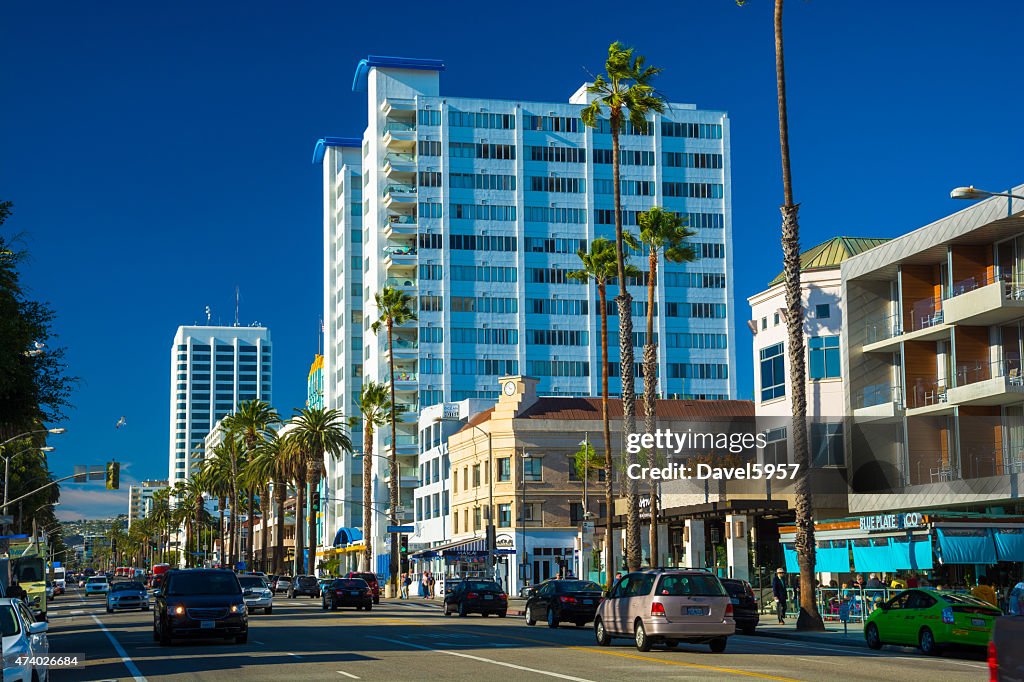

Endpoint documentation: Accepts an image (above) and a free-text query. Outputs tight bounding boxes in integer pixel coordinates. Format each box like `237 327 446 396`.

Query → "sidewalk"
753 620 866 648
392 596 528 616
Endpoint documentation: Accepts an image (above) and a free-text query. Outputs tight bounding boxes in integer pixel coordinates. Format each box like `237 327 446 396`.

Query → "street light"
2 443 59 514
951 185 1024 218
0 427 66 450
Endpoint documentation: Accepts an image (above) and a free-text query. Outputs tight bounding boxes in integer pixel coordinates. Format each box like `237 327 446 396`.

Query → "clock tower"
494 375 539 418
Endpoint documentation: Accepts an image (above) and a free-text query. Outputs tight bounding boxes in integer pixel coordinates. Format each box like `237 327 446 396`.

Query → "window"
661 121 723 139
498 458 511 482
473 507 482 531
528 176 583 193
524 206 587 224
447 111 515 129
527 146 585 163
418 171 442 187
449 173 516 191
663 152 723 169
815 303 831 319
808 336 841 380
759 343 786 402
761 317 767 331
498 503 512 527
472 464 481 487
449 142 516 160
450 204 516 221
762 427 787 466
529 298 588 316
449 234 517 252
523 457 542 481
811 422 844 467
418 140 441 156
663 182 724 199
523 502 542 525
524 115 580 132
569 503 585 525
418 109 441 126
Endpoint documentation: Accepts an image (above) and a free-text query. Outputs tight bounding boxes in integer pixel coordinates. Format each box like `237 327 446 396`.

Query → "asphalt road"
45 585 989 681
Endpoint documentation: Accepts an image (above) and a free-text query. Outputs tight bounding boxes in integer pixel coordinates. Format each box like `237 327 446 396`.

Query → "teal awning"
992 528 1024 562
851 537 894 572
889 536 933 570
936 527 997 565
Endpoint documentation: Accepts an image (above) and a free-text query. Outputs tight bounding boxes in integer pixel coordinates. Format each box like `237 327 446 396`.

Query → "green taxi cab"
864 588 1001 655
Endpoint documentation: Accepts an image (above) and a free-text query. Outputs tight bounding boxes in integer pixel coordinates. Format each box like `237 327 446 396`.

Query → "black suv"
444 579 508 618
719 578 759 635
153 569 248 645
290 575 320 599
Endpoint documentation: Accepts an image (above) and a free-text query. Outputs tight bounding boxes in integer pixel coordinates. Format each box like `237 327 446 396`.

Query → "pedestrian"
866 573 883 589
427 572 435 599
400 573 410 600
972 579 997 606
1008 577 1024 615
614 572 622 583
772 568 788 625
421 572 430 599
907 572 919 588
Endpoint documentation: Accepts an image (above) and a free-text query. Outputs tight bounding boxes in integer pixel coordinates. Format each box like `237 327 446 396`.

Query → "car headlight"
230 603 245 614
263 590 273 598
173 605 185 615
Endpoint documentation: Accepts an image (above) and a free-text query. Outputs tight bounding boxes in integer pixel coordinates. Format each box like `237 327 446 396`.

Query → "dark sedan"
321 578 374 611
346 572 380 604
444 580 508 617
289 575 320 599
524 579 603 628
720 577 759 635
153 569 248 645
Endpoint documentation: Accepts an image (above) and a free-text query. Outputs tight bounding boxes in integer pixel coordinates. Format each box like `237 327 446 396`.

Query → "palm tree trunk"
259 485 269 572
246 489 255 570
295 466 306 577
644 249 659 566
363 424 374 573
217 496 225 568
774 0 822 631
612 112 640 572
387 319 400 597
307 462 320 575
599 282 615 589
274 478 286 574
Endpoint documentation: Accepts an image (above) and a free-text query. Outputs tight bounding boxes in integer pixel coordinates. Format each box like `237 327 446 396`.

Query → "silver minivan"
594 569 734 652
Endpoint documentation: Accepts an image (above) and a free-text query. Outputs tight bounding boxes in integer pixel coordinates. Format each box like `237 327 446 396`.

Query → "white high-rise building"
128 479 168 528
168 325 272 483
316 55 736 579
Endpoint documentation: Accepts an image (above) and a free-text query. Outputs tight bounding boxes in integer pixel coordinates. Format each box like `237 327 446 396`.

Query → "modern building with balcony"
127 480 168 529
316 55 737 582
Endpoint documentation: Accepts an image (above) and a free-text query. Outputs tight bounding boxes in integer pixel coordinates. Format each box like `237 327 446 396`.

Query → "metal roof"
769 236 891 286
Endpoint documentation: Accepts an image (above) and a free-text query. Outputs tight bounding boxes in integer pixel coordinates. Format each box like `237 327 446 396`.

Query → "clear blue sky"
3 1 1022 519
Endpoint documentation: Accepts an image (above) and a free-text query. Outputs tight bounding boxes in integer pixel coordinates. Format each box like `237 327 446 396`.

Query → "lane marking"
91 615 147 682
253 640 266 645
288 653 304 659
337 672 360 679
368 635 596 681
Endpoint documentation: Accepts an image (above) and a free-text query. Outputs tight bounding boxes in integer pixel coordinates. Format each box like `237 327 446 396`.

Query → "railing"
908 449 958 486
387 214 417 225
383 244 417 256
384 184 416 196
863 313 902 344
955 357 1023 386
385 153 416 166
856 383 903 409
910 295 944 332
945 269 1024 300
383 121 416 133
380 335 418 351
383 277 417 288
382 434 418 447
906 378 947 408
389 372 418 382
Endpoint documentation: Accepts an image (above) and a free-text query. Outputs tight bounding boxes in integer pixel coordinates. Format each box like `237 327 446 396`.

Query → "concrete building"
316 54 737 582
167 325 272 483
127 480 168 528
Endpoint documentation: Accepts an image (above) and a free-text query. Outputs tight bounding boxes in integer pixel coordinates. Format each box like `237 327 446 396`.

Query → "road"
45 586 988 681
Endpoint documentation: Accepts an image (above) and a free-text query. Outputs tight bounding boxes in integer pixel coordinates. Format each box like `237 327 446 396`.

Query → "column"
656 524 670 567
683 519 705 568
726 514 750 581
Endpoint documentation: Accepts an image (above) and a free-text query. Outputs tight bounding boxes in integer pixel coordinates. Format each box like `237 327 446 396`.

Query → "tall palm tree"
637 206 697 564
208 436 243 567
371 286 417 595
245 435 283 572
582 41 666 572
265 432 297 574
201 454 231 567
289 452 308 578
570 237 640 587
356 382 394 573
291 407 353 575
739 0 823 631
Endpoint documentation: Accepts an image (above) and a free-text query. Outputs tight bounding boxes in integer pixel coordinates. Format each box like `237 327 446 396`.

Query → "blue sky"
3 1 1022 519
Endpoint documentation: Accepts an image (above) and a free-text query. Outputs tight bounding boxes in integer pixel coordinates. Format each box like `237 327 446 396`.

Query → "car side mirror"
28 621 48 634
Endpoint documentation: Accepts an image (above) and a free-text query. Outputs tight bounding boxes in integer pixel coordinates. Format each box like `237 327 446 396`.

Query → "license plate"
730 598 740 605
972 618 986 627
582 599 592 605
484 595 494 600
350 591 360 596
686 607 706 616
201 621 216 629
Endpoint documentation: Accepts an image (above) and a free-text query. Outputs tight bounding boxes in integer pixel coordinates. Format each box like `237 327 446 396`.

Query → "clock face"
503 381 516 396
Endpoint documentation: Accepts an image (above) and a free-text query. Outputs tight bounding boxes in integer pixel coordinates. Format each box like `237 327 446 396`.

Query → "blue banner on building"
936 527 997 565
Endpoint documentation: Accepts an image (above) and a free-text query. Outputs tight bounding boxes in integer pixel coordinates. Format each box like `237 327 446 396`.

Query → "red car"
346 572 380 604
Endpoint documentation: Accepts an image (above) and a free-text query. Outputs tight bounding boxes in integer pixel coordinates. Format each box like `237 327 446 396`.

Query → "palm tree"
291 407 353 575
245 435 283 572
739 0 823 631
356 382 394 573
371 286 417 595
637 206 697 564
264 432 297 574
201 454 231 567
582 42 666 572
208 436 243 567
570 237 640 587
288 449 308 578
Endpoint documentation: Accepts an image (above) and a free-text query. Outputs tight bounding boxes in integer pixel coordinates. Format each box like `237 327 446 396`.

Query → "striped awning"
410 536 485 560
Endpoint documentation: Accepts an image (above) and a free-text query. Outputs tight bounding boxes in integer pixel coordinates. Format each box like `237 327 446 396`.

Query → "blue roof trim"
312 136 362 165
352 55 446 93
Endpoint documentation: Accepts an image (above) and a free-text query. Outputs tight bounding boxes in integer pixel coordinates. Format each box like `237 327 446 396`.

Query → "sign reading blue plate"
387 525 414 533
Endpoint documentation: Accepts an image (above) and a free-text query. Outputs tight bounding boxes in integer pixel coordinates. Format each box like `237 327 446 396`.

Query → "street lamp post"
2 442 58 513
518 448 531 596
951 186 1024 217
437 417 494 580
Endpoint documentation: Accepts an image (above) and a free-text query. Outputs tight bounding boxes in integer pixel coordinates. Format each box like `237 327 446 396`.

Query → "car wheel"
459 602 468 617
365 603 372 612
634 621 651 652
374 597 380 604
159 621 172 646
919 627 941 656
265 607 273 615
547 607 560 629
709 637 727 653
595 618 611 646
444 606 451 617
865 623 882 650
106 606 112 613
525 606 536 626
236 631 248 644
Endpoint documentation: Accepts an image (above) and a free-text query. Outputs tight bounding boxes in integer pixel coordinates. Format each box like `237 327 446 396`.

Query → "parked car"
524 579 603 628
238 575 274 615
594 569 734 653
990 614 1024 681
85 576 110 597
0 598 50 682
153 569 248 645
322 578 373 611
107 581 149 613
45 583 55 601
444 579 508 618
289 575 321 599
273 577 292 594
345 572 380 604
719 578 759 635
865 588 1001 655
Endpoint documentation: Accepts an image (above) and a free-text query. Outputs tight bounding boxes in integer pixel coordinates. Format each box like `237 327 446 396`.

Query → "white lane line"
368 635 595 681
70 610 84 615
288 652 304 659
253 640 266 645
91 615 147 682
337 672 360 679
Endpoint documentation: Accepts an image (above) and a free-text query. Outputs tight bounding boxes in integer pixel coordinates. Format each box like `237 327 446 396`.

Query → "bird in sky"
115 416 127 429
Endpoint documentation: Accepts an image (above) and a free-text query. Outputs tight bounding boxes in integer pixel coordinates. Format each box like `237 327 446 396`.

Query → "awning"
852 537 894 572
889 536 933 570
993 528 1024 562
333 527 364 547
936 527 997 565
410 536 485 560
783 541 850 573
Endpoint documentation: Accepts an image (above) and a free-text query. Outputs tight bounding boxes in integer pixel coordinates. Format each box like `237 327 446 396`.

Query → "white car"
274 578 292 594
238 575 274 614
84 576 110 597
1 598 49 682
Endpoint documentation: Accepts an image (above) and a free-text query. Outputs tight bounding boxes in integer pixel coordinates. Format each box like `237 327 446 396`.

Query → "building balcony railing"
907 449 958 487
943 271 1024 326
384 213 417 238
383 121 416 133
863 313 902 345
910 295 944 332
383 277 417 290
853 384 904 421
380 335 418 352
906 378 949 411
383 184 417 208
946 358 1024 406
383 153 416 177
382 434 418 448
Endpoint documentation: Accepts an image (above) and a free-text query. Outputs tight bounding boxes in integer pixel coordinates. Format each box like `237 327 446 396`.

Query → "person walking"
772 568 788 625
427 572 435 599
400 573 410 600
1009 577 1024 615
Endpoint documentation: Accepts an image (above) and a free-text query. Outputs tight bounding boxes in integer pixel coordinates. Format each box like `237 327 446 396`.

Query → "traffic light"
399 534 409 555
105 462 120 490
311 498 320 514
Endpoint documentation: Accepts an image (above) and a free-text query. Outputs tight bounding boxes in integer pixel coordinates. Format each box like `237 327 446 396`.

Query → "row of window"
450 359 519 375
663 152 724 169
663 182 725 199
593 179 654 196
449 142 517 160
448 172 516 190
451 203 517 221
450 327 519 345
449 111 516 129
758 336 841 402
415 109 722 140
528 329 589 346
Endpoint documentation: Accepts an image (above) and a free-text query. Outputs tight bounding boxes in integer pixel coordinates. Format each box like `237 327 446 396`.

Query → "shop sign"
442 403 461 420
496 534 515 549
858 512 926 532
639 496 651 519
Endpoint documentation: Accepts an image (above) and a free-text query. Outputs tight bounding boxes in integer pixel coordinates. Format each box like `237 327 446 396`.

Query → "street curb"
754 628 865 649
390 601 525 617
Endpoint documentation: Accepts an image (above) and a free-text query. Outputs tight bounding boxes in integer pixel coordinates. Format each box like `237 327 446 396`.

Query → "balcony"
380 98 416 119
907 449 959 486
383 277 417 293
853 384 903 421
943 272 1024 326
905 379 953 416
383 243 417 273
946 358 1024 406
385 370 418 392
382 122 416 152
382 434 419 454
862 303 951 354
384 464 421 488
380 334 418 358
383 183 417 208
384 213 417 239
383 153 416 179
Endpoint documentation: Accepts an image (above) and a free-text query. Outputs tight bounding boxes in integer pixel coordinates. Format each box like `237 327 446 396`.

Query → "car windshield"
939 593 994 607
297 576 317 585
166 572 241 596
334 579 367 589
112 582 144 592
556 581 601 593
238 577 266 588
656 574 727 597
87 577 106 584
464 581 502 592
0 606 20 637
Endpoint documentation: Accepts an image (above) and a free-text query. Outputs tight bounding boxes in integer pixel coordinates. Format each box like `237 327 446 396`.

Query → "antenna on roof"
234 286 240 327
